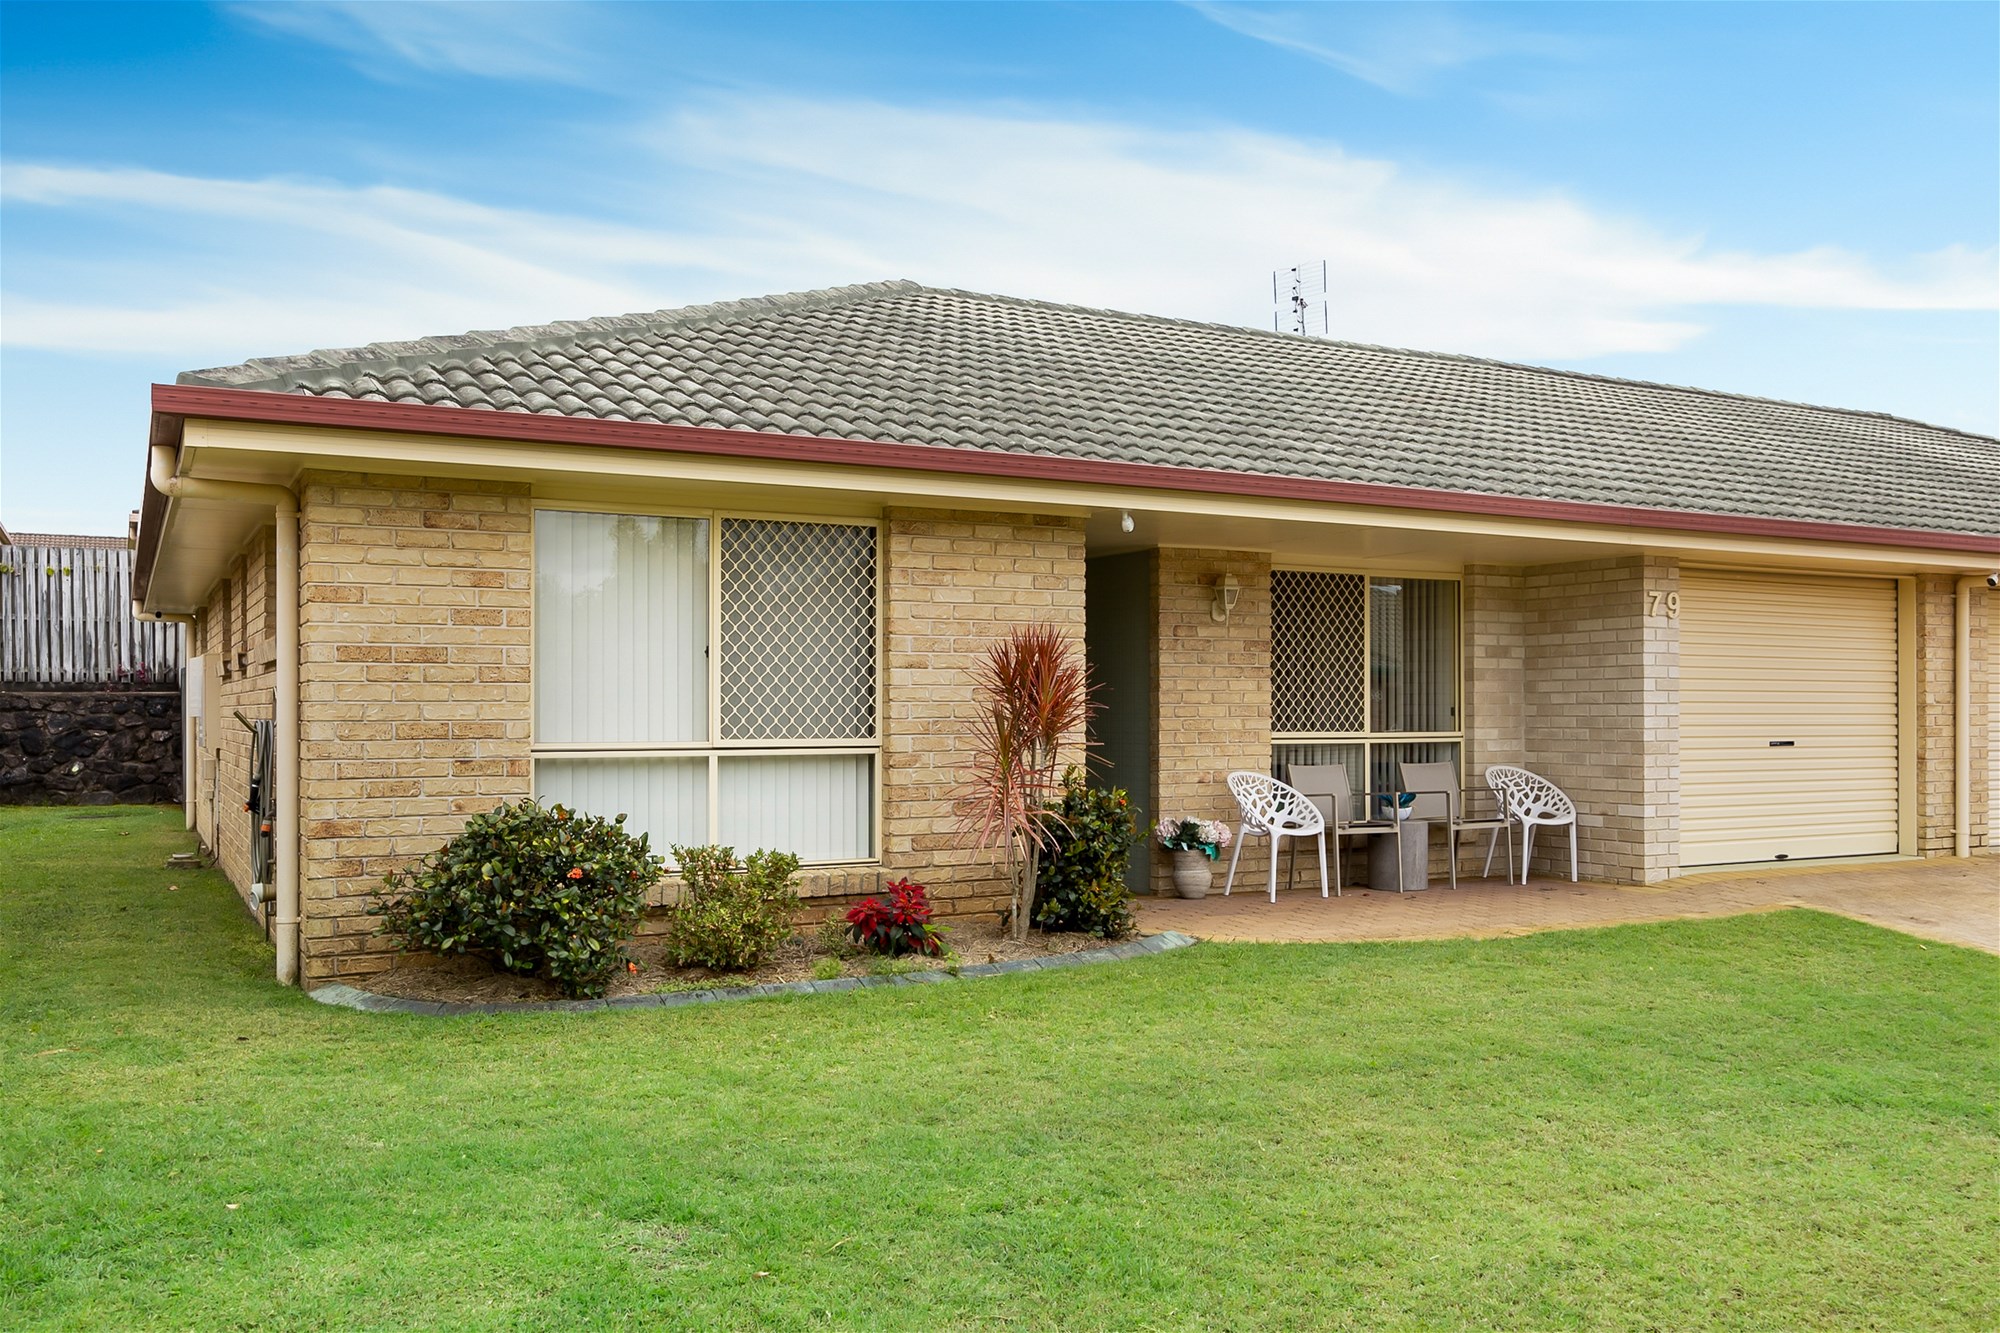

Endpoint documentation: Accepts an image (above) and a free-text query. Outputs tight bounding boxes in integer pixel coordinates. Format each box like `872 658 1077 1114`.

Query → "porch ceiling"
144 492 272 613
1079 507 1950 576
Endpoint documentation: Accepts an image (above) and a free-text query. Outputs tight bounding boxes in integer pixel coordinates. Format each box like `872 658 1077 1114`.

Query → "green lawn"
2 806 1995 1331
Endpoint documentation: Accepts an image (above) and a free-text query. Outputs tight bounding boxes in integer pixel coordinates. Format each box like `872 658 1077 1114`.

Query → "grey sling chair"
1399 759 1515 889
1285 764 1402 894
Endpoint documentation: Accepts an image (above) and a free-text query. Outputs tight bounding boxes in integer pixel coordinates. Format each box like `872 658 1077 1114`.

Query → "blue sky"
2 0 1994 534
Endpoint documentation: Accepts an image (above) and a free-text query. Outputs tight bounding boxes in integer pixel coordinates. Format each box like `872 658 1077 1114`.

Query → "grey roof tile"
179 280 1998 537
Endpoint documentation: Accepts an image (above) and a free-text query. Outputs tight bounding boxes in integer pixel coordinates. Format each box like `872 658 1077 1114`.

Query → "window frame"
1270 565 1465 792
529 502 885 866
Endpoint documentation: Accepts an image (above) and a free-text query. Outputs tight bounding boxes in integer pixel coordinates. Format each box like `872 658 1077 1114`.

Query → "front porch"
1134 856 1999 953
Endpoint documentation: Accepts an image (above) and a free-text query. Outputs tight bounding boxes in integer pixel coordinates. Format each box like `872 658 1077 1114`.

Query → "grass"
2 805 1995 1331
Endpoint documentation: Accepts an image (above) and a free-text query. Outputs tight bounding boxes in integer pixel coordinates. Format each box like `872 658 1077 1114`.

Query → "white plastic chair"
1478 767 1515 881
1485 765 1578 884
1223 771 1329 902
1399 760 1514 889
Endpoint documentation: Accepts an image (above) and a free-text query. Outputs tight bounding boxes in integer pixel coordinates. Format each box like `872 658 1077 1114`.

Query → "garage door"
1679 570 1899 866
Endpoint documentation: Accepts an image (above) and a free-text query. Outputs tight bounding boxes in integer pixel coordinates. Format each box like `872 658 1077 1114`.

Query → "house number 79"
1648 591 1680 619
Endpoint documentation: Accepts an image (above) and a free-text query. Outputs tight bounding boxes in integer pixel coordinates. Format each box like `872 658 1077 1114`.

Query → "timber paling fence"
1 545 184 686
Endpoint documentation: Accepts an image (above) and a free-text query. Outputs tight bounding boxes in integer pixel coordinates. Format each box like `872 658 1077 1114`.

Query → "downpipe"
149 444 302 985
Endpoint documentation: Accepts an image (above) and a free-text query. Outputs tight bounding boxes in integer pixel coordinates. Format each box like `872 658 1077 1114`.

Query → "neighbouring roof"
5 530 133 550
179 279 1999 539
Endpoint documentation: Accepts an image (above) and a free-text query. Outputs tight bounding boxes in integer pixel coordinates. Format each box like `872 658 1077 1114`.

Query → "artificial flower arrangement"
1154 817 1234 860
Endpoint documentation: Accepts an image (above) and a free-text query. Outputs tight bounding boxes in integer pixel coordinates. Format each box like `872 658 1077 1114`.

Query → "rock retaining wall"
0 687 183 805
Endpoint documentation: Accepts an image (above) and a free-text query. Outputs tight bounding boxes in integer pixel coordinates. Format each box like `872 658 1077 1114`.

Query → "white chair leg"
1520 824 1536 885
1568 823 1579 882
1224 824 1248 896
1317 831 1330 898
1506 820 1515 883
1267 834 1283 904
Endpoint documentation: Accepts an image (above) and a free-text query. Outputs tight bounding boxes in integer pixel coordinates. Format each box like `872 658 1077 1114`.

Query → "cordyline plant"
956 623 1094 941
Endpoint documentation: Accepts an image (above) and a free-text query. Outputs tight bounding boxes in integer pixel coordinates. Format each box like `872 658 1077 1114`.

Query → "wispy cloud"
2 98 1991 370
226 1 603 85
0 163 718 357
1187 1 1590 95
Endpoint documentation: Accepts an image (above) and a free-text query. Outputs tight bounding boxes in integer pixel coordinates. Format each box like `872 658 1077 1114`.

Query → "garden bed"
357 918 1124 1005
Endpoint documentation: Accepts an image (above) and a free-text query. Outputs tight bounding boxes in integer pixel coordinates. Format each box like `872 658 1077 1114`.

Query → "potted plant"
1154 817 1232 898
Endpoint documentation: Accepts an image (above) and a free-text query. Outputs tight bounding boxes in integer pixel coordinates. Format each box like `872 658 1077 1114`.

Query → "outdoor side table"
1368 818 1431 892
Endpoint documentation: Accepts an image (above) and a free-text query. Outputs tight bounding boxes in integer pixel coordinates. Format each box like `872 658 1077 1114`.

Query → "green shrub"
1034 768 1140 938
811 957 843 981
369 799 660 999
815 911 861 959
662 845 801 970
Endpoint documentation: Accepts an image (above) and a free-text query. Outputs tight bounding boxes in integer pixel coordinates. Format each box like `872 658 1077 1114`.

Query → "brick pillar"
1635 555 1681 881
1519 555 1678 884
1977 590 1996 854
295 472 533 983
1912 574 1958 857
880 508 1087 920
1150 548 1272 895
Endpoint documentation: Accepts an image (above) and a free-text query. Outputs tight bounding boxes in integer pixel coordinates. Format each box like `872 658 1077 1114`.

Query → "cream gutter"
147 444 301 985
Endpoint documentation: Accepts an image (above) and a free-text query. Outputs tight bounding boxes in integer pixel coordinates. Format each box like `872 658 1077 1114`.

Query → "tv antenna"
1272 261 1329 336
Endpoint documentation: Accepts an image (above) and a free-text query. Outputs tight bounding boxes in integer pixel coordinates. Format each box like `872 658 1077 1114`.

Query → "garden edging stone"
308 930 1198 1015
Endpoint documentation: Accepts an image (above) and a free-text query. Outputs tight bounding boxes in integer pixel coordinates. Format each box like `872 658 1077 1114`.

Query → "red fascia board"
149 383 2000 556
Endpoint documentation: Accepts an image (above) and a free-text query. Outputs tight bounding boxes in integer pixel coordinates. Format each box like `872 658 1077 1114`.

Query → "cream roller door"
1679 570 1899 866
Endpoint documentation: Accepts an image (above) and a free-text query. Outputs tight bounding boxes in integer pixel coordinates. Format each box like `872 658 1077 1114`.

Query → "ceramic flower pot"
1170 849 1212 899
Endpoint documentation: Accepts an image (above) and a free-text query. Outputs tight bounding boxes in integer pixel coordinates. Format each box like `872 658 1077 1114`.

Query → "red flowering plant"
845 877 947 957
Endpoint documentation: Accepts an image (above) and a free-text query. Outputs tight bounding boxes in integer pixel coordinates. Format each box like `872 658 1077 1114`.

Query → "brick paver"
1136 856 1999 954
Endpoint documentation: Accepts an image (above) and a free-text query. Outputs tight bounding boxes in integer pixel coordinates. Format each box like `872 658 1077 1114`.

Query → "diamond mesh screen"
1271 570 1366 734
719 519 877 740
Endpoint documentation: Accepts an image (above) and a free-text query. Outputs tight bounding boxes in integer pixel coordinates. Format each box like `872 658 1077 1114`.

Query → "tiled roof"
5 531 132 550
180 280 1998 538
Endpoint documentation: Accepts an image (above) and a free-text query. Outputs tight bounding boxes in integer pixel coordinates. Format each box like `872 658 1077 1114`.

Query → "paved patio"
1136 855 2000 954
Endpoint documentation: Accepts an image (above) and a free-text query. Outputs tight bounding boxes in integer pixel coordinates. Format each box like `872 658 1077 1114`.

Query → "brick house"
132 281 2000 987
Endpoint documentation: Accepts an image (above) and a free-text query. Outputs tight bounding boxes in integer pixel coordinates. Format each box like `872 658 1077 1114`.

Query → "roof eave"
145 383 2000 559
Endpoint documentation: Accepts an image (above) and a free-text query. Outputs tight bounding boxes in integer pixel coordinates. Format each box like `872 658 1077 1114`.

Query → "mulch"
357 919 1121 1005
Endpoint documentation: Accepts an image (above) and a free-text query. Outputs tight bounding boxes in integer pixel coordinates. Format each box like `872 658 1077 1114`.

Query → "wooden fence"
1 545 184 686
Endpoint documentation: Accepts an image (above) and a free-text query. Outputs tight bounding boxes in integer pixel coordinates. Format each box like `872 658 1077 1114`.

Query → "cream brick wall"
295 472 533 982
1508 555 1680 884
1150 549 1272 895
880 508 1088 922
1463 565 1526 787
188 528 279 921
195 458 1991 980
